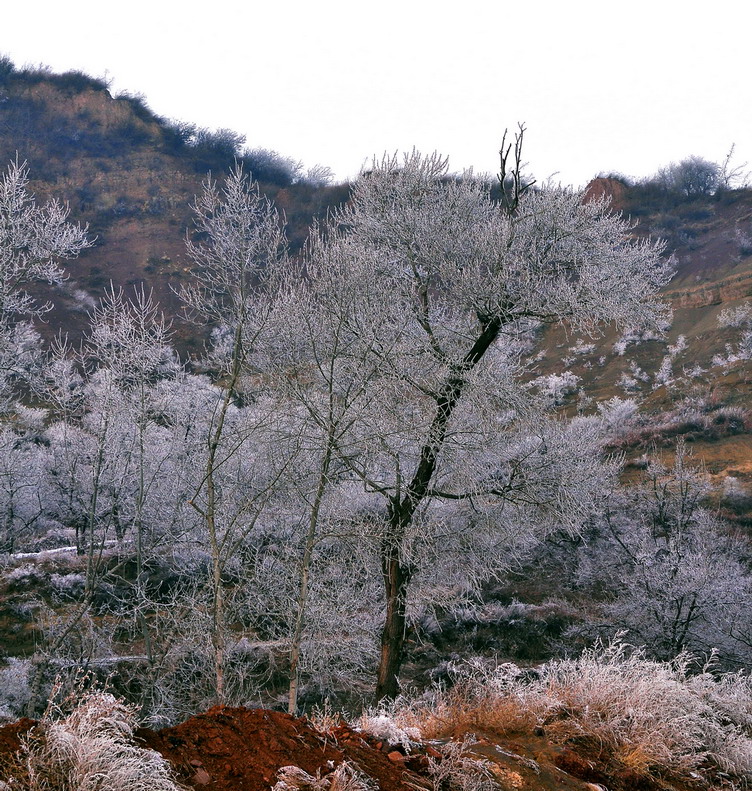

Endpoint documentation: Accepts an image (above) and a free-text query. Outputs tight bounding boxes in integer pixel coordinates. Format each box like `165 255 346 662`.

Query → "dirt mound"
135 707 428 791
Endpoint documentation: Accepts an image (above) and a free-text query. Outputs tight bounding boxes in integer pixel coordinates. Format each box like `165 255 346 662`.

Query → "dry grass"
0 687 185 791
393 663 538 741
273 762 375 791
393 640 752 788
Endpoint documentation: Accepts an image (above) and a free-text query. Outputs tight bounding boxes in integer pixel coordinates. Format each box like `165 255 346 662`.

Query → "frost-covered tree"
259 129 674 700
576 442 752 666
177 165 288 703
0 158 89 409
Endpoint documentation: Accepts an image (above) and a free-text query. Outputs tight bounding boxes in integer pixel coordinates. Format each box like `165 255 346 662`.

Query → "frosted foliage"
0 159 89 320
577 445 752 665
179 164 285 346
719 302 752 360
274 762 374 791
653 355 674 388
613 322 671 355
0 322 43 411
528 641 752 778
0 427 50 553
597 397 639 436
0 160 89 409
426 738 497 791
347 153 672 335
249 146 674 699
0 658 31 721
86 287 177 387
530 371 580 406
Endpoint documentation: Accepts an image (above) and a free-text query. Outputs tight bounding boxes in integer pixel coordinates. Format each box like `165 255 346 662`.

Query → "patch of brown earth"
583 177 629 212
135 707 428 791
0 718 35 757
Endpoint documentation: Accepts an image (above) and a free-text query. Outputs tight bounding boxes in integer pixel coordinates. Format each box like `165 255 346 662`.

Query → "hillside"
2 60 751 366
0 58 349 348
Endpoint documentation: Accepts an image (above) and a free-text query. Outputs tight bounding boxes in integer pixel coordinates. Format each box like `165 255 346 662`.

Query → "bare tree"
655 155 721 197
272 128 674 700
0 158 90 407
178 165 287 703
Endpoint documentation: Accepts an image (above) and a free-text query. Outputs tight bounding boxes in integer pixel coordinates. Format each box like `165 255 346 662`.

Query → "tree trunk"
374 315 504 701
375 541 411 701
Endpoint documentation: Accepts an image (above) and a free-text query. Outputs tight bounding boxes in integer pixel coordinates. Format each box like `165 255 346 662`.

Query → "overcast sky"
2 0 749 187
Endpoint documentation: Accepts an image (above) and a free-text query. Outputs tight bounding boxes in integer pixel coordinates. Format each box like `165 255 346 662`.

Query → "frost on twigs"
0 158 90 411
718 301 752 361
426 738 497 791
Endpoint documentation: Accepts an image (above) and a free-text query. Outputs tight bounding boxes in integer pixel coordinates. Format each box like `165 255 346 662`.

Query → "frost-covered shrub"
425 737 497 791
736 227 752 257
274 762 374 791
357 713 420 751
569 340 595 356
3 689 184 790
597 397 640 437
718 303 752 361
710 405 749 434
12 405 47 431
530 371 580 406
613 323 669 355
652 335 687 390
684 363 706 379
3 563 47 590
0 658 31 722
397 640 752 785
617 372 641 394
653 355 673 388
531 642 752 779
49 572 86 601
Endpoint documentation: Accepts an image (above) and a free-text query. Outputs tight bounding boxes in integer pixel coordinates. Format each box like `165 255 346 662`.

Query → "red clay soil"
0 718 35 757
135 707 430 791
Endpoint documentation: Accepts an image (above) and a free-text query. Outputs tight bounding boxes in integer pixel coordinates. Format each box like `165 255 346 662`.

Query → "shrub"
0 659 31 722
48 70 111 95
654 156 721 198
274 762 374 791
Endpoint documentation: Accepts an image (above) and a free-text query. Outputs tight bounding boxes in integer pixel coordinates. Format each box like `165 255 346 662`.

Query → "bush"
48 70 111 95
654 156 721 198
0 55 16 83
1 688 184 790
241 148 303 186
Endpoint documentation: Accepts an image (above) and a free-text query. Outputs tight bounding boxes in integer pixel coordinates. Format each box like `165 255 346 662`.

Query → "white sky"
2 0 750 187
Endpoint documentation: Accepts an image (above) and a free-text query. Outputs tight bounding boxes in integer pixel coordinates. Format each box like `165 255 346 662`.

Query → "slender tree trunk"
375 536 411 701
288 418 337 714
374 315 504 701
189 322 245 705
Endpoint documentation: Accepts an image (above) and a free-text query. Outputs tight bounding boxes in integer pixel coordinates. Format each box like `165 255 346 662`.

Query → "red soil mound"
135 707 429 791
